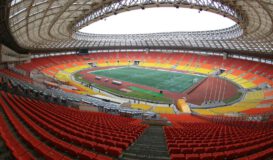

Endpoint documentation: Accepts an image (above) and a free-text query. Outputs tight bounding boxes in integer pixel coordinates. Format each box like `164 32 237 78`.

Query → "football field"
90 67 205 93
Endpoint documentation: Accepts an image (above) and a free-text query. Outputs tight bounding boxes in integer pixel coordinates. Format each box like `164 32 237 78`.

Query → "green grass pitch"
90 67 205 93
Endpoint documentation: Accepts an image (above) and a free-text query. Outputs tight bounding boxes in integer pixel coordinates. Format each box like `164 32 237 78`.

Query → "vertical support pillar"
223 52 228 60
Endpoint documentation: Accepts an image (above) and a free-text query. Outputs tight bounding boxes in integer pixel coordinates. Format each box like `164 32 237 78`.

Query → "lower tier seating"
152 106 175 114
0 91 147 159
164 115 273 160
192 90 265 115
131 104 152 111
0 113 35 160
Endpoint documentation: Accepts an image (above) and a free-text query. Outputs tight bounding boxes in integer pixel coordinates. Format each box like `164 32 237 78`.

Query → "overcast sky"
80 8 236 34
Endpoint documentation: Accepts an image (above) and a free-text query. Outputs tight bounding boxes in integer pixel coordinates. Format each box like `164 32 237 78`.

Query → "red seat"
104 139 116 146
193 147 204 153
171 154 186 160
188 143 199 147
178 143 188 148
226 144 237 150
215 146 226 152
169 147 181 154
234 148 251 157
82 140 97 149
204 147 216 153
94 137 105 144
213 152 226 160
224 150 237 159
46 150 64 160
116 142 128 149
80 150 97 160
94 144 109 154
68 145 84 157
107 147 122 157
16 152 36 160
199 153 213 160
181 148 193 154
94 154 112 160
61 156 73 160
186 154 199 160
239 148 273 160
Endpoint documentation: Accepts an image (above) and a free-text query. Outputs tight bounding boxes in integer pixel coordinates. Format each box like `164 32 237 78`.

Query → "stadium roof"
0 0 273 57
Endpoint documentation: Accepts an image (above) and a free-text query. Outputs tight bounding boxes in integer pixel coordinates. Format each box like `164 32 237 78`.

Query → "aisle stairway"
121 125 170 160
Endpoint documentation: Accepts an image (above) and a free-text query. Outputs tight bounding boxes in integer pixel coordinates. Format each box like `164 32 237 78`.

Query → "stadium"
0 0 273 160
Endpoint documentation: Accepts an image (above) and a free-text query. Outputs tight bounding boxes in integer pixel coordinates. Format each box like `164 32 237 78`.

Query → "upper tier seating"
13 52 273 115
264 90 273 98
17 55 83 72
17 53 273 90
0 69 32 83
192 90 265 115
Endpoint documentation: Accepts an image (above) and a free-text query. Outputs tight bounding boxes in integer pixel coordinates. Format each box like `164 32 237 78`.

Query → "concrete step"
121 125 170 160
121 152 169 160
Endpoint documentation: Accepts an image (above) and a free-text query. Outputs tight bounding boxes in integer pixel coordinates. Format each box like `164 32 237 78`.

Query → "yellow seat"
207 91 264 114
152 106 174 114
221 73 257 89
195 68 214 75
64 65 90 73
131 104 152 111
192 109 216 115
98 63 108 67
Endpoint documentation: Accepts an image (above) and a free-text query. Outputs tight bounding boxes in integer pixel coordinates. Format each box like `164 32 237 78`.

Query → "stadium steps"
121 125 170 160
0 137 12 160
